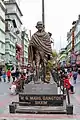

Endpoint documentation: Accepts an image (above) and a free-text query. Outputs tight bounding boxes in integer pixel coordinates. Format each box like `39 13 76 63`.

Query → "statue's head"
36 21 44 31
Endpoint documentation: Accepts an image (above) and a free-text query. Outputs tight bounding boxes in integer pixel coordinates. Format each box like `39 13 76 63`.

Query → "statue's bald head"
36 21 44 31
36 21 43 27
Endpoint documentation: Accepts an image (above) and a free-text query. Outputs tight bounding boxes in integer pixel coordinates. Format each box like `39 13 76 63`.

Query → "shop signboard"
70 51 76 64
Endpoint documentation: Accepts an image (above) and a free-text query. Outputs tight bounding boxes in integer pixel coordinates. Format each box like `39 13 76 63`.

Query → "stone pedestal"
9 83 70 114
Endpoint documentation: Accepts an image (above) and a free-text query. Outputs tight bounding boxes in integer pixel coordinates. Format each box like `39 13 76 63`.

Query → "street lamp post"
42 0 45 26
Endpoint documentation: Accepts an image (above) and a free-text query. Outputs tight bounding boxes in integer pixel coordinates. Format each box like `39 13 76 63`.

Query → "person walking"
15 68 20 80
2 70 6 82
11 67 15 82
7 68 11 82
20 72 25 90
73 70 78 84
64 74 74 94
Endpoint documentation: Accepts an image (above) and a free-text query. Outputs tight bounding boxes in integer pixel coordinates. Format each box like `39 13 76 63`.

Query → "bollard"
66 104 73 115
9 104 16 113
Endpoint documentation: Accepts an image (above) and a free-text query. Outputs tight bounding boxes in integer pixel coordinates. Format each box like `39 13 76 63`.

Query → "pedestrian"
15 68 20 80
2 70 6 82
7 68 11 82
23 68 26 77
73 70 78 84
20 72 25 90
10 81 16 95
64 74 74 94
11 67 15 82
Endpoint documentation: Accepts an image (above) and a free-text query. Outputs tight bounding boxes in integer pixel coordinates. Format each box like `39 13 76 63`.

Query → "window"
0 19 5 30
0 31 5 43
12 46 14 52
5 54 10 62
5 21 12 32
5 43 10 49
78 35 80 42
5 21 8 31
10 45 13 50
1 54 4 60
1 42 3 48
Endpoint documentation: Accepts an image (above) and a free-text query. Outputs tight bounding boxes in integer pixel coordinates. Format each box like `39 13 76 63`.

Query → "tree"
47 50 58 70
52 50 58 58
45 50 58 82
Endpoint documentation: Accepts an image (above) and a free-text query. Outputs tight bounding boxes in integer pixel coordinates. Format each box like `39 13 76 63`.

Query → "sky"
19 0 80 51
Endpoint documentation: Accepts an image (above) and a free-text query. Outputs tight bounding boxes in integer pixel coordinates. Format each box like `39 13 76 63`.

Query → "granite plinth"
19 84 66 106
23 83 57 95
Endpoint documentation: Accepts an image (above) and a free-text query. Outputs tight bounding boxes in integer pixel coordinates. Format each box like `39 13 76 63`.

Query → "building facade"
5 19 16 64
23 32 29 65
65 15 80 67
4 0 23 65
0 0 6 64
21 30 29 65
58 48 67 67
66 15 80 53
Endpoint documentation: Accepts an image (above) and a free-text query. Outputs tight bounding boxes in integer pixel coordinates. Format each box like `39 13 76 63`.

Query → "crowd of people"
0 65 34 95
0 64 79 95
52 67 80 94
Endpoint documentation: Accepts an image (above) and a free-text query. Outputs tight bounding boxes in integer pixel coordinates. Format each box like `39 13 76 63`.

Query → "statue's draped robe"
28 31 52 65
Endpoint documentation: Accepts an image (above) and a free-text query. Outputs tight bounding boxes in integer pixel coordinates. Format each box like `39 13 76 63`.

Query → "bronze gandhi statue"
28 21 52 83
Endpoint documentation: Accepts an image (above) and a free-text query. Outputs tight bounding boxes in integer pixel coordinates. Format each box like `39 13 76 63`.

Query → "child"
10 80 21 95
64 74 74 94
10 81 16 95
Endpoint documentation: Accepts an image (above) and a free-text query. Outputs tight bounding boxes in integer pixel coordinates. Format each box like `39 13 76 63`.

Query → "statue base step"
16 106 67 114
9 103 67 114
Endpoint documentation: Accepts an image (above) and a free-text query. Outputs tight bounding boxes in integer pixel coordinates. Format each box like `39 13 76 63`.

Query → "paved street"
0 76 80 120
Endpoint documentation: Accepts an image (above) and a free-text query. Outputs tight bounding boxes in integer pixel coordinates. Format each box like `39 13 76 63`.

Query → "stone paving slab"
0 118 80 120
0 114 80 120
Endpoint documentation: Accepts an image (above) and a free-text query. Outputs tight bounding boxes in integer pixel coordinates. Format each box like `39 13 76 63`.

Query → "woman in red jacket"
64 75 74 94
